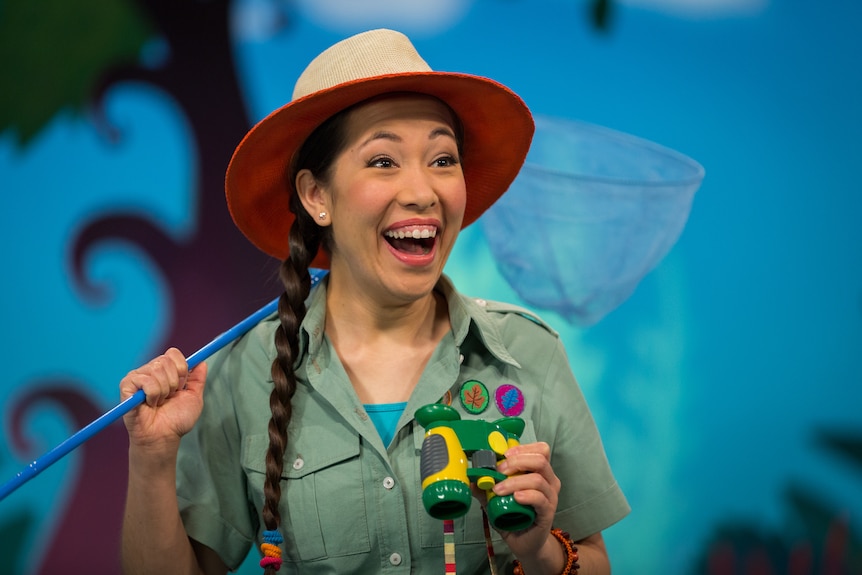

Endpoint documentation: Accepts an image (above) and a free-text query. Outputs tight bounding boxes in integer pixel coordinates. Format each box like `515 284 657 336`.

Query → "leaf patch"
459 380 490 414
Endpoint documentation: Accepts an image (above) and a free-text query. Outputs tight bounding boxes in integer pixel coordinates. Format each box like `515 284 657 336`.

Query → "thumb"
184 361 208 394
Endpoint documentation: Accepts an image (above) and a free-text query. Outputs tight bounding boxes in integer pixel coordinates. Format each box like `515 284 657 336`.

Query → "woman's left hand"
491 441 562 562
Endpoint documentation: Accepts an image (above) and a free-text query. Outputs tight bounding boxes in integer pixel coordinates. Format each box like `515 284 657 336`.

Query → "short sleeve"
535 338 630 541
176 341 258 570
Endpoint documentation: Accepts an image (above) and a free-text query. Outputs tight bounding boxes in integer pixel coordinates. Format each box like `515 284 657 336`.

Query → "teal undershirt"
364 402 408 446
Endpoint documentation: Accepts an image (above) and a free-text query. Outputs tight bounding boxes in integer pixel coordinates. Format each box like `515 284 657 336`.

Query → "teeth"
385 227 437 240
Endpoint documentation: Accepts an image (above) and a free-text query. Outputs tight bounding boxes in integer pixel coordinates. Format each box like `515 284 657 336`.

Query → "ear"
295 168 330 226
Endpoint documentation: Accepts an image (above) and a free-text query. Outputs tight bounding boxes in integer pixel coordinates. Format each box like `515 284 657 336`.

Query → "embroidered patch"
459 380 490 414
495 384 525 417
441 390 453 406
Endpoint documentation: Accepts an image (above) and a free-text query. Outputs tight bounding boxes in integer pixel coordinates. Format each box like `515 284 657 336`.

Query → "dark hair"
260 109 348 575
259 95 463 573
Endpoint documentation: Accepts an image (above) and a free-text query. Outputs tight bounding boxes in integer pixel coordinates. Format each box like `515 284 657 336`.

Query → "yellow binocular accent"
420 426 468 490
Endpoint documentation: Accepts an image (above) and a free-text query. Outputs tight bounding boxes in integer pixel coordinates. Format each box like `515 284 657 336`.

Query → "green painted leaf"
0 0 153 146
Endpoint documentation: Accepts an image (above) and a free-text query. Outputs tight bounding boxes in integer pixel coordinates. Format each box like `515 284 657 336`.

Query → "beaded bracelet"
512 528 580 575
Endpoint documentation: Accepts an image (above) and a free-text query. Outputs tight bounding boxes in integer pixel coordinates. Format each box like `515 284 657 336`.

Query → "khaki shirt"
177 275 629 573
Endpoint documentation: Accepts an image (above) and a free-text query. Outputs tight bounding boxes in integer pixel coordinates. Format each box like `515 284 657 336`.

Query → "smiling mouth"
384 226 437 255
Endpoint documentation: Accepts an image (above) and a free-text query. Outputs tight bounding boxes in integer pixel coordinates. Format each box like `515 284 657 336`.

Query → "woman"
120 29 629 575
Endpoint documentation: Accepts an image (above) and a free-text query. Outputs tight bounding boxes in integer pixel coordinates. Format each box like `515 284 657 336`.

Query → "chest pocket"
241 428 371 561
414 418 538 547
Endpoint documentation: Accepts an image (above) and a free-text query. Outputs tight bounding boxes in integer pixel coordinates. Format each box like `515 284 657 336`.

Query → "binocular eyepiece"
415 404 536 532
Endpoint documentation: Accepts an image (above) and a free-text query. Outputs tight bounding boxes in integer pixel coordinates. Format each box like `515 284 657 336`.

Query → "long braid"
260 189 326 573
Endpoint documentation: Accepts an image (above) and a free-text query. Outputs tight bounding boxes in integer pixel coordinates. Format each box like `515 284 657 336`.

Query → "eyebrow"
359 127 457 148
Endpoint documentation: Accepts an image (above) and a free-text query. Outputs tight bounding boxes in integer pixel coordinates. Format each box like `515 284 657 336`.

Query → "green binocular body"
415 403 536 532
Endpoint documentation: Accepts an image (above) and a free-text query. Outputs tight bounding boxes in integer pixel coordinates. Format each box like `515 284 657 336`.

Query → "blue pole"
0 269 327 502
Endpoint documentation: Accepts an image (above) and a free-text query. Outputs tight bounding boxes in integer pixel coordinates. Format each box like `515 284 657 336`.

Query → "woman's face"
303 95 466 305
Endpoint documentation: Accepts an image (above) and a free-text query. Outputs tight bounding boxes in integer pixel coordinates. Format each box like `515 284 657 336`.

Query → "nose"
397 167 438 210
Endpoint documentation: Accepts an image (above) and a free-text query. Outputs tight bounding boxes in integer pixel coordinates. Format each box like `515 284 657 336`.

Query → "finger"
494 450 561 501
118 348 191 409
512 485 558 507
149 357 178 406
509 487 558 528
137 353 182 407
163 347 190 389
499 450 553 478
494 472 559 521
494 470 556 498
503 441 551 462
122 368 163 409
145 363 169 408
119 370 142 402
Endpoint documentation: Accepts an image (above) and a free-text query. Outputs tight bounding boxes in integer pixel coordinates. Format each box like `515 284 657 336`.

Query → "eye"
369 155 396 168
433 155 459 168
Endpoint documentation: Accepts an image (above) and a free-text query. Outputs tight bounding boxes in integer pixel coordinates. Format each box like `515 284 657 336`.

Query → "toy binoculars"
415 403 536 532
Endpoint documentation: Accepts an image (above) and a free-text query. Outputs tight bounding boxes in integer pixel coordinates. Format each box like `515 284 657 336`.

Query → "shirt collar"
435 275 522 369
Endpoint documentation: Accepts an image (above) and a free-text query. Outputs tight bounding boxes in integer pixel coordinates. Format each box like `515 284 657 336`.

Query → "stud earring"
318 211 327 220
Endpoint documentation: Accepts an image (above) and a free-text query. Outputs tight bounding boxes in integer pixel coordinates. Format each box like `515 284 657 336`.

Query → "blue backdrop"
1 1 860 573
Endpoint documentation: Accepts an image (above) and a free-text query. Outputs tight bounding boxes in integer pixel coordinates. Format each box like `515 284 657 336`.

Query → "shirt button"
382 477 395 490
458 353 465 365
475 298 487 307
389 552 403 566
292 458 304 470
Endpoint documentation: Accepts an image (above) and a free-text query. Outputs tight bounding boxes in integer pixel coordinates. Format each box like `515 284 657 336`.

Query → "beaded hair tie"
260 529 284 571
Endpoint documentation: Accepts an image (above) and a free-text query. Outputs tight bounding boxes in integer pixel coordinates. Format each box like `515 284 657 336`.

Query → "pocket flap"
241 424 361 479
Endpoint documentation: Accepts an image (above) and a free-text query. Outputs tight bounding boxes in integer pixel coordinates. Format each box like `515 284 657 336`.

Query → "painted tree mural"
1 0 280 571
1 1 857 574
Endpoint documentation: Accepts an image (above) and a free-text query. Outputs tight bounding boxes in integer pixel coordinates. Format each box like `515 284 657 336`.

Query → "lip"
383 218 442 234
382 218 441 267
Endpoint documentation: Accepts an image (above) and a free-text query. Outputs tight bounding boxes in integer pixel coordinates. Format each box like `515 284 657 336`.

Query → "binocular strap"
441 511 500 575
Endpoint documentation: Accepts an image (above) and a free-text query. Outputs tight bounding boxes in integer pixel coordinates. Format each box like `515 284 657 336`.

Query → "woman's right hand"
120 347 208 455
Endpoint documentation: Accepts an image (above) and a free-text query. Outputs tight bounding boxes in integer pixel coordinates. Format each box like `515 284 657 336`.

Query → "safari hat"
225 28 534 266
